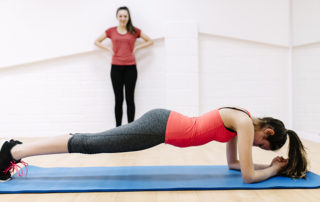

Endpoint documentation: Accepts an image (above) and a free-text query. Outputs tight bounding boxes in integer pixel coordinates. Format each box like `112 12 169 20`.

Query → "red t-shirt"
106 27 141 65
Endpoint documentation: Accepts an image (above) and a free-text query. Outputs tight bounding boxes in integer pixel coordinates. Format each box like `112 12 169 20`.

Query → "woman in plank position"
0 107 307 183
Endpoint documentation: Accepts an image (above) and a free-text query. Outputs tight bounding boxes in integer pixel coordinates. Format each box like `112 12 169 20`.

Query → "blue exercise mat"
0 165 319 193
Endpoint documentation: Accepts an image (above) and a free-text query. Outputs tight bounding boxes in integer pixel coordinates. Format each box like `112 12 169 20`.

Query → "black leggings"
110 65 137 126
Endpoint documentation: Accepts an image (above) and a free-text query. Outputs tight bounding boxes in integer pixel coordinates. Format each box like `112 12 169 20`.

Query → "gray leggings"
68 109 171 154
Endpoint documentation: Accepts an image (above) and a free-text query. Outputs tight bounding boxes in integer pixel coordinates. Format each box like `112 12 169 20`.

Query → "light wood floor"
0 138 319 202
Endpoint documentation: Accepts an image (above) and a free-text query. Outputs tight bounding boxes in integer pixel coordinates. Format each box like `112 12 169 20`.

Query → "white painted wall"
165 22 199 116
291 0 320 140
0 0 289 68
0 41 166 137
292 0 320 46
293 45 320 134
199 34 290 125
0 0 299 138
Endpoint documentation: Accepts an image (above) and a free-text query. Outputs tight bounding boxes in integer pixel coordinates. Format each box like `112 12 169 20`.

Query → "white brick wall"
165 22 199 115
199 34 290 124
292 0 320 46
293 44 320 134
0 41 167 137
0 31 293 138
2 0 320 141
291 0 320 140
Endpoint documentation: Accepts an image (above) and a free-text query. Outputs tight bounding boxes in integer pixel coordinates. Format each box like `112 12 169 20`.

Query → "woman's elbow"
228 164 236 170
227 161 240 170
148 39 154 46
241 172 256 184
242 176 255 184
94 41 100 46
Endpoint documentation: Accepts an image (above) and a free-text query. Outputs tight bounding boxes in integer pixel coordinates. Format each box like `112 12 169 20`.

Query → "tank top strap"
218 107 251 118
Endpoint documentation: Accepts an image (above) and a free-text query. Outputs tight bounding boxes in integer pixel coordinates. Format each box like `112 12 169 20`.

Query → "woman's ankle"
10 144 23 161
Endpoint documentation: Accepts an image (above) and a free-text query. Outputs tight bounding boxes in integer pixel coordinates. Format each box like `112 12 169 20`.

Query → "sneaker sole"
0 177 11 183
0 139 12 182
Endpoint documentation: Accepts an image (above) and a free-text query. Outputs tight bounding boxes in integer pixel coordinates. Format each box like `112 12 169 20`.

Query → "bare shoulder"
219 108 252 131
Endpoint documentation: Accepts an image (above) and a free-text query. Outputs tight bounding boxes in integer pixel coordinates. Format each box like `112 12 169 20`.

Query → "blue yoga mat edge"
0 165 319 193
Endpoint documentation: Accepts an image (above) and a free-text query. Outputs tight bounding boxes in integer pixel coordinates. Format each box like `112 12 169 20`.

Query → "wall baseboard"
298 131 320 143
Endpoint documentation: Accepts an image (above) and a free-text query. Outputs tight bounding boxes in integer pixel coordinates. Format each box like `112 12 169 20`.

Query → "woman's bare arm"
223 110 287 183
133 32 153 53
236 117 287 183
227 137 272 170
94 32 113 54
226 136 239 169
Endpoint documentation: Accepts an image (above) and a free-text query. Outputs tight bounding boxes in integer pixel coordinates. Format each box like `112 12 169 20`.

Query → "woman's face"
253 128 274 150
116 9 129 27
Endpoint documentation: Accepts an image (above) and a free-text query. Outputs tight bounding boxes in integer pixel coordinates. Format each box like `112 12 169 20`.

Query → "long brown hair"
281 130 308 178
116 6 138 36
256 117 308 179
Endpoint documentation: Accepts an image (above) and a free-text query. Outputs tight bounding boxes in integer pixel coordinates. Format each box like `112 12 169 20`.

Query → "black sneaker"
0 139 24 182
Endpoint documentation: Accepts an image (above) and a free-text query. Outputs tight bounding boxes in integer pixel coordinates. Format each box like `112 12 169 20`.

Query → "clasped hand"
271 156 288 173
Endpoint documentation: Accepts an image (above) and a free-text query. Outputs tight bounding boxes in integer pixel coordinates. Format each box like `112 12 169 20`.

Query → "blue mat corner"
0 165 319 193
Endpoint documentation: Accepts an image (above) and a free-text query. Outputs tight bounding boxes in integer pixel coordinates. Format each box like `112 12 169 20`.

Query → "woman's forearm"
245 166 278 183
253 163 270 170
228 161 270 171
94 41 113 53
229 161 278 183
134 40 153 52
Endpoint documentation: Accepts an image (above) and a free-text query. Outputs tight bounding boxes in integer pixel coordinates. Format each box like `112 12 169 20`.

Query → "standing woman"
95 6 153 126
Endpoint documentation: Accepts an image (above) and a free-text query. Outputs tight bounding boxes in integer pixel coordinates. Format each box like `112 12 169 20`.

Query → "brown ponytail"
258 117 308 179
280 130 308 179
